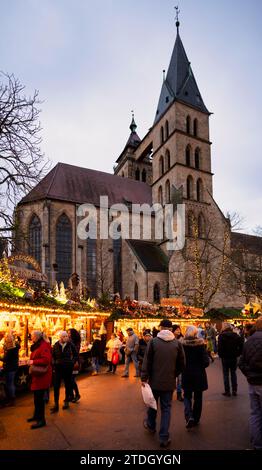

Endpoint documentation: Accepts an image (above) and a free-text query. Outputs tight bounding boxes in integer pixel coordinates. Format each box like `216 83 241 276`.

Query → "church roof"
231 232 262 256
19 162 152 206
154 31 209 123
127 239 168 272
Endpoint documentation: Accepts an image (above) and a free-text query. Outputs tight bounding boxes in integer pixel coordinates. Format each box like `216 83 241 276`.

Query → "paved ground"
0 359 250 450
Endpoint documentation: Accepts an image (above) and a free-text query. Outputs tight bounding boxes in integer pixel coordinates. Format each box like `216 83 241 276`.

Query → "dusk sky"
1 0 261 232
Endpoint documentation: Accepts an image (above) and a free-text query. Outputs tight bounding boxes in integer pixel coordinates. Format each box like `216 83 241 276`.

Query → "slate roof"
127 239 168 272
154 31 209 123
231 232 262 256
19 162 152 206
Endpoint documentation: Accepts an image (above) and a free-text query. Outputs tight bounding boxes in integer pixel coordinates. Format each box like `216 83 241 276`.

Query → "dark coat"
239 331 262 385
137 339 148 362
181 338 209 392
141 331 186 391
30 339 52 391
3 345 20 372
90 339 102 357
52 341 78 368
218 330 243 359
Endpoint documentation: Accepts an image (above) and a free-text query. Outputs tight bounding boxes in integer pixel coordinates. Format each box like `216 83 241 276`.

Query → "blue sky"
1 0 261 232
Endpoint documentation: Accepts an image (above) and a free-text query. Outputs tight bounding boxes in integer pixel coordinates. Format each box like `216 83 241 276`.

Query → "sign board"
9 265 47 283
161 298 183 307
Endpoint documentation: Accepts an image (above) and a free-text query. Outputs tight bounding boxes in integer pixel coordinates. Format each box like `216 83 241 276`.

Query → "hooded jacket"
141 329 186 391
239 331 262 385
181 337 209 391
218 330 243 359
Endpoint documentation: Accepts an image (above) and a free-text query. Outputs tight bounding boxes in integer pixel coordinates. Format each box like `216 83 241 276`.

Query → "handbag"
112 351 119 365
29 364 49 376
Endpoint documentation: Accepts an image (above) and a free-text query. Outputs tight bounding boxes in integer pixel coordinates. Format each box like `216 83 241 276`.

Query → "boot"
27 416 37 423
62 401 69 410
31 420 46 429
50 404 59 413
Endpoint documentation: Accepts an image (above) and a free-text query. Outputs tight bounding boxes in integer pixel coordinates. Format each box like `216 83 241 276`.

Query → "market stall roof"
19 162 152 207
127 240 168 272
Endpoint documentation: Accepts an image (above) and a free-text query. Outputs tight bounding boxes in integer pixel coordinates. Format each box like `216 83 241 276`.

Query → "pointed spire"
175 5 180 33
129 110 137 133
154 12 209 124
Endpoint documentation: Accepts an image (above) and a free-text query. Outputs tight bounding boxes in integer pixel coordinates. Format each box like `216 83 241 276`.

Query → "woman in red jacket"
27 331 52 429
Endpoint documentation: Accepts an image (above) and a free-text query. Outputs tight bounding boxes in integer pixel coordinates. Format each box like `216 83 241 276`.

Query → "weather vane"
175 5 180 31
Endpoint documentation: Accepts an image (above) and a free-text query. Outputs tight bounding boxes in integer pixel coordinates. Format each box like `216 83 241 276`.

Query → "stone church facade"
15 23 262 309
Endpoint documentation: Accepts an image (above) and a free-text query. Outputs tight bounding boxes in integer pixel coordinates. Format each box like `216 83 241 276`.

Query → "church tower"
151 16 213 243
114 113 152 184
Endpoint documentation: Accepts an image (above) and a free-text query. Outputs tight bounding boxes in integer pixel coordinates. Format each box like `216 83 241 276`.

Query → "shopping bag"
112 351 119 365
141 383 157 410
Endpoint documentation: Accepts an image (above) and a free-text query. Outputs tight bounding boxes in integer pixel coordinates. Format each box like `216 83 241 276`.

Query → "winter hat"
159 319 173 328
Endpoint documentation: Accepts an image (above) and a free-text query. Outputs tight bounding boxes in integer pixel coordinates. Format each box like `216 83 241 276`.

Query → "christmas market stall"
0 300 110 390
0 258 110 391
110 297 209 336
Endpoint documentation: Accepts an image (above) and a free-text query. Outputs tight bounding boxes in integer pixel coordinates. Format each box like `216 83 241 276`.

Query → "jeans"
147 390 173 442
5 370 17 399
53 366 73 405
176 375 182 394
92 357 100 373
33 389 46 422
222 358 237 393
71 374 80 398
184 390 203 423
108 361 117 373
124 351 139 376
212 338 217 354
249 384 262 449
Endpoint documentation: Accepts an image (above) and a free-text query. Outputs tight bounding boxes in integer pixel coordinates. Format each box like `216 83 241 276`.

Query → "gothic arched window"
165 149 171 171
195 147 200 169
160 126 164 144
153 283 160 303
159 155 164 176
197 178 203 202
135 168 140 181
28 214 42 265
158 185 163 205
142 169 147 182
193 118 198 137
86 238 97 298
186 175 193 199
134 282 138 300
186 115 191 134
56 214 72 285
165 120 169 140
186 145 191 166
165 180 171 204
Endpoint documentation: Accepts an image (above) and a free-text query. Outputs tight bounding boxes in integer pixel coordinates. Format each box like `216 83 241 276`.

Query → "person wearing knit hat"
141 319 185 448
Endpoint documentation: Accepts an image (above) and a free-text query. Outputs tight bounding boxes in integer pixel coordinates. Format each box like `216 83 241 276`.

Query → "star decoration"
252 303 262 315
18 372 28 385
244 302 252 312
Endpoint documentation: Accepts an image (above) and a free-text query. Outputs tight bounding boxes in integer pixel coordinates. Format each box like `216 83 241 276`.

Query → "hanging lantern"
99 322 107 335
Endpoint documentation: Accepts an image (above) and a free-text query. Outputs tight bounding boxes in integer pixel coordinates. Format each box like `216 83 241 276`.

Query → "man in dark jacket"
141 319 185 448
239 317 262 450
90 334 102 376
51 331 78 412
218 322 243 396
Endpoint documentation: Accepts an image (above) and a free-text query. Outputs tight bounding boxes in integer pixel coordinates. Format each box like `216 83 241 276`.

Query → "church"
15 20 262 310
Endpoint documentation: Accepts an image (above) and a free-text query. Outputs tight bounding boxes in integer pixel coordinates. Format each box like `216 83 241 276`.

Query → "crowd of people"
0 318 261 450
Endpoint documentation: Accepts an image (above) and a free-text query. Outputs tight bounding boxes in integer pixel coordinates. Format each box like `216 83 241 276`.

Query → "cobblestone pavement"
0 359 250 450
